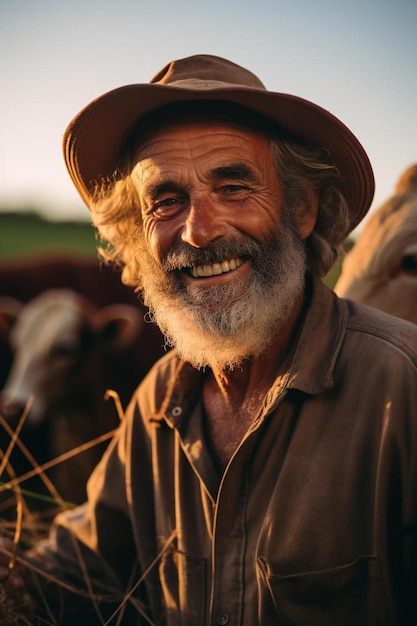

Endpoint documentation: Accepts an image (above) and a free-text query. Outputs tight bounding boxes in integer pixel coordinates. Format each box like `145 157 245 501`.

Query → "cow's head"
334 167 417 324
0 289 143 425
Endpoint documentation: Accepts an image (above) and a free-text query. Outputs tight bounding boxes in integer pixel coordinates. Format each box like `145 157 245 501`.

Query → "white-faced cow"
334 164 417 324
0 253 167 389
0 289 145 508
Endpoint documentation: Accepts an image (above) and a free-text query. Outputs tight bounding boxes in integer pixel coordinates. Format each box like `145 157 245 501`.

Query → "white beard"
137 224 306 370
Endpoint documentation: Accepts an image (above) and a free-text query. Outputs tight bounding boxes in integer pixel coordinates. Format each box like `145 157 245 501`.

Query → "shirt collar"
286 275 348 394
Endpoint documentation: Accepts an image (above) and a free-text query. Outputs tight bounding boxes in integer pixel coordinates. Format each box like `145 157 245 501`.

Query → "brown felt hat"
63 54 374 233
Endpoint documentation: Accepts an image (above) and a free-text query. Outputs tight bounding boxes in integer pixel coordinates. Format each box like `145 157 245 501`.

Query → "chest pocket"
159 549 207 626
256 555 392 626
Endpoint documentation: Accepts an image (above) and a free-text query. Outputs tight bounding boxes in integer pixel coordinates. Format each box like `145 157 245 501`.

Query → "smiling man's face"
130 118 309 369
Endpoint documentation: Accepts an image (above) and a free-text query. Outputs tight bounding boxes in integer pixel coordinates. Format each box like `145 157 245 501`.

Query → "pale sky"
1 0 416 235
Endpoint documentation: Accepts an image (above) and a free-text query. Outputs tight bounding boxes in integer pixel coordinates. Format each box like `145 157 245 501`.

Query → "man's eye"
156 198 178 208
217 184 252 203
217 184 251 200
224 184 247 193
153 197 183 218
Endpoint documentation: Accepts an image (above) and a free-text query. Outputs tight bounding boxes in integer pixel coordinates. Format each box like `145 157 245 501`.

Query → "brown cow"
0 288 160 509
0 252 167 386
334 164 417 324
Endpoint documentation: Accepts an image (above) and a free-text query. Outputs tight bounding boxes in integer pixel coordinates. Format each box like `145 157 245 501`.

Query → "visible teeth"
191 257 243 278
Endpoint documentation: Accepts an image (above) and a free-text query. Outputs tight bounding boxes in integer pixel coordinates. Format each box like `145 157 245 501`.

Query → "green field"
0 212 98 262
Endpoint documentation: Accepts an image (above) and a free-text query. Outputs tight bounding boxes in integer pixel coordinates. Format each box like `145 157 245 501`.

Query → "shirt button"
216 614 229 625
171 406 182 417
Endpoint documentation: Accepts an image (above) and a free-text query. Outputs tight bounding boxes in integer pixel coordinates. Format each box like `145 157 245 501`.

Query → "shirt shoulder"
342 298 417 367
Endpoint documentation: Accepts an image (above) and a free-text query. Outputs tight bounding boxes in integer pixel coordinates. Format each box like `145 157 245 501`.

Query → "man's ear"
296 189 319 240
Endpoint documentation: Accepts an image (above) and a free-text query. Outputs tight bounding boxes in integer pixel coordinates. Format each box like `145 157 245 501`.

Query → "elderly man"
1 54 417 625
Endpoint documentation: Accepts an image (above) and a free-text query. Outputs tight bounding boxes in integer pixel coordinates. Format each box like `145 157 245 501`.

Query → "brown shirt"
30 278 417 625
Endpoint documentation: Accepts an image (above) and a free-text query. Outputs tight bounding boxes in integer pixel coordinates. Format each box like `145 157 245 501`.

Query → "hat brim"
63 84 374 233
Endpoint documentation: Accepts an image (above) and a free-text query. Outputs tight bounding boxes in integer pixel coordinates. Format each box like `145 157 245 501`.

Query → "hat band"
164 78 262 90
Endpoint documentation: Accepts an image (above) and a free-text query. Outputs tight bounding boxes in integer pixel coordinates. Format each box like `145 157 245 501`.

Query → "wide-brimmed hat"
63 54 374 233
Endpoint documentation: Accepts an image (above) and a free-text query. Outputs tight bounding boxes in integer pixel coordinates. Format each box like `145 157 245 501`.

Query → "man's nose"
181 197 227 248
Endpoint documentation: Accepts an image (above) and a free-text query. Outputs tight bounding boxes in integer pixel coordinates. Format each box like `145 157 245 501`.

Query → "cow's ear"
93 304 144 351
0 297 22 335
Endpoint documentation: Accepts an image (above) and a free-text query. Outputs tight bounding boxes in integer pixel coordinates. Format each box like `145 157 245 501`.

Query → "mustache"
162 237 264 273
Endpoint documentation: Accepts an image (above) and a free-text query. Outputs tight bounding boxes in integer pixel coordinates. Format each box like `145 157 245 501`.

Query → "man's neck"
202 293 305 470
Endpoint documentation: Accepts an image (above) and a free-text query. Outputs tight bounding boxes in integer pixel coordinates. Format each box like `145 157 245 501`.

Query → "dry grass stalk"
0 391 159 624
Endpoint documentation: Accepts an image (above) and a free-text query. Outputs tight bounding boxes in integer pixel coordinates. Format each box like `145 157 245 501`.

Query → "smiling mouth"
189 257 244 278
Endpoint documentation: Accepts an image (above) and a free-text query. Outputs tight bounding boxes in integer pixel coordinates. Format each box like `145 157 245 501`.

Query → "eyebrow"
144 180 185 201
209 163 259 183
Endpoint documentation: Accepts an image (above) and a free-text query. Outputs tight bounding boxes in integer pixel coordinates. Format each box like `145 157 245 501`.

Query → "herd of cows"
0 163 416 516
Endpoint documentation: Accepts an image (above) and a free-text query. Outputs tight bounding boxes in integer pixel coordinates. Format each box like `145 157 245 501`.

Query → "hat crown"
150 54 266 90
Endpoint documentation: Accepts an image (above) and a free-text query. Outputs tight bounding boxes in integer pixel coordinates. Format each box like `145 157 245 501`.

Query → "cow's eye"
51 342 78 359
400 254 417 275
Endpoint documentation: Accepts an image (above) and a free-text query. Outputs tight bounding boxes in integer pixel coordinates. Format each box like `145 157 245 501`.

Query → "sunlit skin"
132 121 318 467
